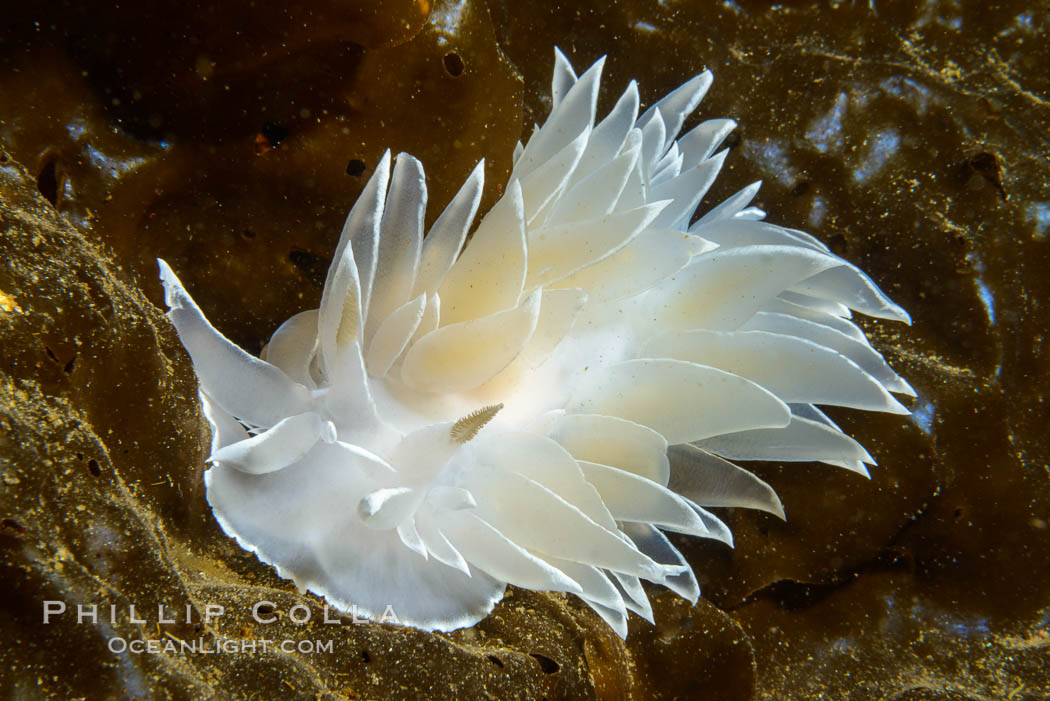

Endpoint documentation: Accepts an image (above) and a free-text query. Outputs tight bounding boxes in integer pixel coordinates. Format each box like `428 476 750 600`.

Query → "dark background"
1 1 1048 698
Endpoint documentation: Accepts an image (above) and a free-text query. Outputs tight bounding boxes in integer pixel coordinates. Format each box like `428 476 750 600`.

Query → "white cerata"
159 49 912 637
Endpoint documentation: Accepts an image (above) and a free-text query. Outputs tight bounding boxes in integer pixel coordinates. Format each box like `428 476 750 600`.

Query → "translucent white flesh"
159 47 911 639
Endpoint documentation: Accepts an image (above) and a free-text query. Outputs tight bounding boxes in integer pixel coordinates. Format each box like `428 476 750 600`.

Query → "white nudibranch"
158 49 913 637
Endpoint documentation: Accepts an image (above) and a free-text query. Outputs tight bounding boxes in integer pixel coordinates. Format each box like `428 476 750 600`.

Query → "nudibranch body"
159 49 912 637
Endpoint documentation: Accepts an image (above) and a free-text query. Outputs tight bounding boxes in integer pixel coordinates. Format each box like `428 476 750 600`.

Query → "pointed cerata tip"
156 258 180 309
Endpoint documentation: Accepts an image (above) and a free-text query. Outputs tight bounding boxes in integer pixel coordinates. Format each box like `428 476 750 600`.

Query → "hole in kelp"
88 459 101 477
37 153 60 207
288 248 327 286
530 653 559 674
443 52 465 77
486 654 504 668
954 151 1007 201
346 158 367 177
261 121 290 148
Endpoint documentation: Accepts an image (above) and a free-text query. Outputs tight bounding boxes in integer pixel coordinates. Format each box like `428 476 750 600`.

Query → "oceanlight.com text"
107 636 335 655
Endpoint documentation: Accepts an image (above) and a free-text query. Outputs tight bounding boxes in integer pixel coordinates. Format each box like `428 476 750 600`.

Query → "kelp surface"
2 1 1048 698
